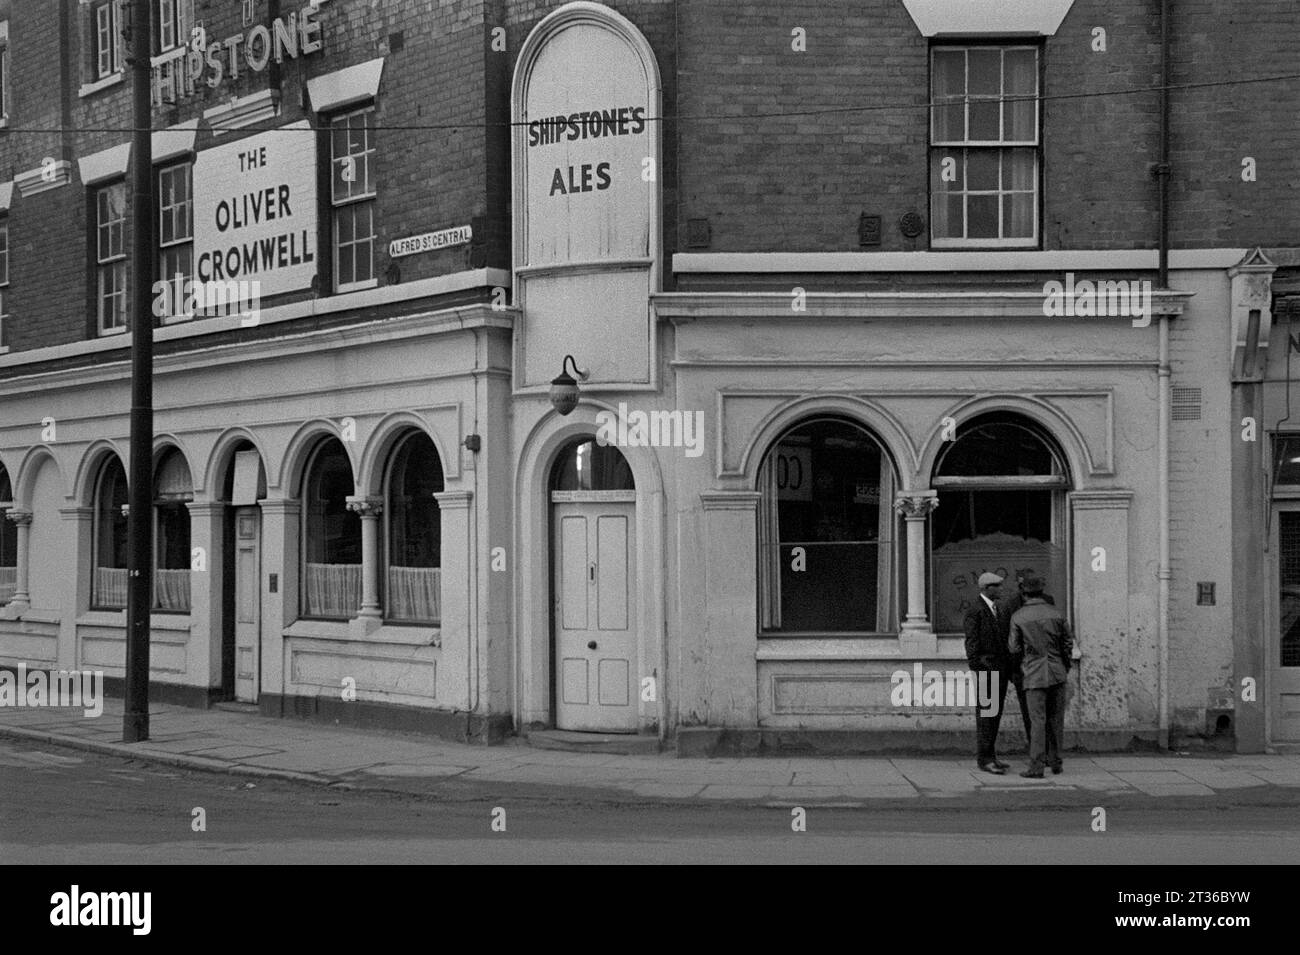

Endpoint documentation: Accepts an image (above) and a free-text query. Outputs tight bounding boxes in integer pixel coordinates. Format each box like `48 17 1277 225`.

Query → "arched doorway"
549 437 637 732
930 413 1071 632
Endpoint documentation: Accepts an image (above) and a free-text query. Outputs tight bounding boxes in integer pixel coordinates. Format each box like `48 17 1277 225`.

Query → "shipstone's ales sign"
389 225 473 258
192 121 317 298
512 6 661 387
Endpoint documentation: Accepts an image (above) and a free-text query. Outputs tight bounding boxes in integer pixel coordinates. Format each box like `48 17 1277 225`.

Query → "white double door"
552 492 638 732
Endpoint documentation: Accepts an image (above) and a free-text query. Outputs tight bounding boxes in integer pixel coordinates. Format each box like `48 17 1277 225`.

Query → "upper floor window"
96 181 127 335
0 19 11 122
0 219 9 352
330 106 377 292
157 162 193 322
157 0 192 54
94 0 127 80
930 45 1039 248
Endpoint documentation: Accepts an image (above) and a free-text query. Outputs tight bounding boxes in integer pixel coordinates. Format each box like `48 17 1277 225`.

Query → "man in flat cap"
964 571 1011 774
1009 575 1074 777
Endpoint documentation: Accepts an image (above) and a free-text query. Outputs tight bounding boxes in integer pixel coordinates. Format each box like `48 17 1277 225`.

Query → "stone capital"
4 508 32 526
893 491 939 519
345 496 383 517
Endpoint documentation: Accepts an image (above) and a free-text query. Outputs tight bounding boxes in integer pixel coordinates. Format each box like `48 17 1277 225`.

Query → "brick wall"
677 0 1300 253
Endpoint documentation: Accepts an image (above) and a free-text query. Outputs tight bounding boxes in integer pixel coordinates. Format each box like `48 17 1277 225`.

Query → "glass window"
0 20 10 120
0 219 8 352
385 433 444 624
96 181 127 335
757 418 898 634
94 1 126 79
930 45 1039 247
1273 435 1300 486
157 162 193 322
92 457 129 610
0 467 14 605
301 438 361 619
330 106 376 291
153 450 192 612
930 415 1068 633
551 439 635 492
1279 512 1300 667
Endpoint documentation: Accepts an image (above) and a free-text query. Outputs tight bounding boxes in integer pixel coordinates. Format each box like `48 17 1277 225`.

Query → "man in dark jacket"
1008 576 1074 778
1000 577 1056 750
964 572 1011 774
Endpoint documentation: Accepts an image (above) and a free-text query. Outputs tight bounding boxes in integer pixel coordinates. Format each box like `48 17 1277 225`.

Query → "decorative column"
346 496 383 634
186 500 226 692
433 489 473 711
4 508 32 615
894 490 939 656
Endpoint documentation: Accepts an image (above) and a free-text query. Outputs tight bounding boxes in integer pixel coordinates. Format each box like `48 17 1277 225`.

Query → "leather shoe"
992 759 1011 770
1020 768 1045 778
1051 763 1063 775
978 762 1006 775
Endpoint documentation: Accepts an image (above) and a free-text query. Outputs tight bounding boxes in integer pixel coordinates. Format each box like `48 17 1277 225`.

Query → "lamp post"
549 355 589 416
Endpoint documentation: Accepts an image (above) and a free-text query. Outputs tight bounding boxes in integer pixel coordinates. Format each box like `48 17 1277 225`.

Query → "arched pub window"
92 457 129 610
551 438 635 492
153 449 193 612
384 432 443 624
301 438 362 619
930 413 1070 632
0 465 14 604
757 417 898 634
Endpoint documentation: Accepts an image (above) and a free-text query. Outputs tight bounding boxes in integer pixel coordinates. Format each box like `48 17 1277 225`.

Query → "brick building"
0 0 1296 753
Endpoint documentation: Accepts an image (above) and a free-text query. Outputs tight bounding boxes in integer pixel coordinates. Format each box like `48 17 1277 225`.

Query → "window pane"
966 149 999 191
302 438 361 618
967 194 999 238
968 49 1001 95
1274 436 1300 484
94 459 129 607
968 99 1000 140
758 419 894 633
932 191 963 240
551 439 635 491
386 434 443 622
1003 191 1034 238
939 421 1060 476
1004 48 1037 95
931 149 963 192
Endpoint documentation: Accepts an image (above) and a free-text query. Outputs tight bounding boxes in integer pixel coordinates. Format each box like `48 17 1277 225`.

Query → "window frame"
328 104 378 294
152 449 193 614
93 0 127 80
928 42 1042 250
90 458 129 612
382 432 444 625
299 438 363 621
156 160 194 324
0 19 10 124
756 416 901 638
95 180 128 336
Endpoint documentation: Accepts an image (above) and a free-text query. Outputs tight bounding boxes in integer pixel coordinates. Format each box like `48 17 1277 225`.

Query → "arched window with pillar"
301 437 362 619
0 465 15 604
383 432 443 624
930 412 1071 633
153 449 193 612
757 417 899 634
92 456 129 610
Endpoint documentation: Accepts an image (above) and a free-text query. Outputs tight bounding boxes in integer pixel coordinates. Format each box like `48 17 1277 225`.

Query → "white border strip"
672 250 1251 273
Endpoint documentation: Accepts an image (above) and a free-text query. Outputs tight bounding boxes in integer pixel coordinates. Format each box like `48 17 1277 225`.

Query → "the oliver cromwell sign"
512 2 662 388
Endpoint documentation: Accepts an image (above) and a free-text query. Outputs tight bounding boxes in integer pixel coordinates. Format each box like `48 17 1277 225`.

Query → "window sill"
98 326 127 338
929 238 1040 250
79 72 125 98
76 610 192 634
335 278 379 295
284 618 439 646
757 636 968 661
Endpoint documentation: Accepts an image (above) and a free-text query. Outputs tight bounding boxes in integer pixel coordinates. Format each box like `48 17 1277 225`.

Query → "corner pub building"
0 0 1296 755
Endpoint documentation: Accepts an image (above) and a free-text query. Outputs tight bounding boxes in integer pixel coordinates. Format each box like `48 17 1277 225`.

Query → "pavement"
4 698 1300 807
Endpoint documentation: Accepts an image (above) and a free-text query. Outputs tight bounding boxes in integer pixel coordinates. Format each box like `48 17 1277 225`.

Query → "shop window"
930 414 1068 632
95 181 127 335
551 439 635 492
0 218 9 352
1279 513 1300 667
157 162 193 322
330 106 377 292
384 433 443 624
757 418 898 634
93 0 127 80
930 44 1039 247
301 438 361 619
92 457 129 610
0 466 14 604
153 449 192 612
